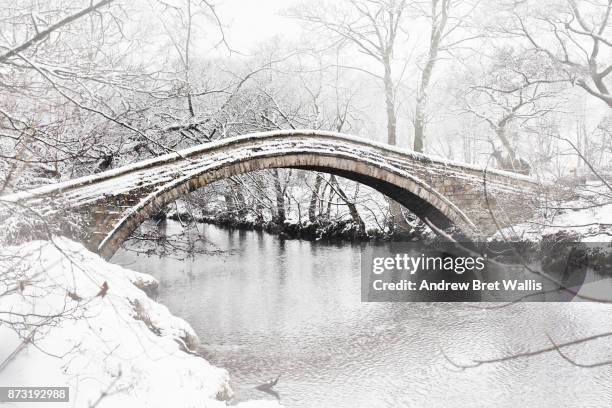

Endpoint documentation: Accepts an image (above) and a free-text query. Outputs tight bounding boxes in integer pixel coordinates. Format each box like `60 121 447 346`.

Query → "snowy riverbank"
494 182 612 242
0 238 281 408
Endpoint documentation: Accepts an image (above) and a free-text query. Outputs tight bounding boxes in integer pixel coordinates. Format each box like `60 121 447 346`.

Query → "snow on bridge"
0 130 539 258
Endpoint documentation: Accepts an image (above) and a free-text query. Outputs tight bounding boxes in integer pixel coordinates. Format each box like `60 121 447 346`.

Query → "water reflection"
112 221 612 408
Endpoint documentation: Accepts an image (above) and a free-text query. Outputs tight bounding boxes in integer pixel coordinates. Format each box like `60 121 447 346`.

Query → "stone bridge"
0 130 540 259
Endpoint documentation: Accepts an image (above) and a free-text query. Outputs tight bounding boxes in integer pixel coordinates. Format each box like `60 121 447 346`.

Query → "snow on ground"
494 182 612 242
0 238 281 408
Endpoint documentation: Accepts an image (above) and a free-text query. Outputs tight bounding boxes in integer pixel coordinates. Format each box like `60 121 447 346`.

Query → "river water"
112 220 612 408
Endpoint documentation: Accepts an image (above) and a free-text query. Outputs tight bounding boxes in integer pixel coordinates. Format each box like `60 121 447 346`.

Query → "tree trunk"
309 174 322 222
383 59 397 146
224 192 237 215
495 123 517 161
414 54 438 152
382 54 407 233
492 126 530 175
272 169 286 224
232 185 247 218
330 175 366 235
413 46 438 153
413 0 449 153
325 175 334 219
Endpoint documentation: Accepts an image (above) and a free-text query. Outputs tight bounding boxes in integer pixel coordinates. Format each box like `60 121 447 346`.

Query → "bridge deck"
0 130 540 257
1 130 534 214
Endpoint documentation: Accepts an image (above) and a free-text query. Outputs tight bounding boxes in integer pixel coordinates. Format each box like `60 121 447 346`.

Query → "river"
112 220 612 408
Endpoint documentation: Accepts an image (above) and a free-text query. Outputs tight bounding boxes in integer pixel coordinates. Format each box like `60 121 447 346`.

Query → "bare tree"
291 0 407 145
413 0 451 152
0 0 115 64
501 0 612 109
411 0 480 152
460 47 565 173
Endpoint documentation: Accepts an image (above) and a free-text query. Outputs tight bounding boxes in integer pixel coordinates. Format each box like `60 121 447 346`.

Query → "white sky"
184 0 610 162
215 0 303 53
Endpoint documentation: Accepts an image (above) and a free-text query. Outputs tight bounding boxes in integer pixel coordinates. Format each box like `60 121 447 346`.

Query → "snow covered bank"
493 182 612 242
0 238 281 408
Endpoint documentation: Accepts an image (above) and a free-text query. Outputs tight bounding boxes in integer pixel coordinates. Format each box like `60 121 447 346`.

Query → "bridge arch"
2 130 536 259
97 144 478 259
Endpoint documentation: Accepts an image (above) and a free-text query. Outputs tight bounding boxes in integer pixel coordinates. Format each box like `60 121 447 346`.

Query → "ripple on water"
112 221 612 408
